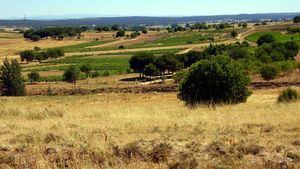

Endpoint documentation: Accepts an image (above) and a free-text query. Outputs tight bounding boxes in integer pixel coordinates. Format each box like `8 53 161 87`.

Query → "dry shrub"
287 152 300 162
205 141 227 157
168 152 198 169
0 109 21 118
113 141 146 160
149 143 172 163
236 143 264 155
291 140 300 146
44 133 61 144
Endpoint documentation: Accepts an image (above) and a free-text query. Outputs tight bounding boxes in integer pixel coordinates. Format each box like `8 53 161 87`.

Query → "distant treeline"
1 13 299 27
20 48 65 63
23 26 89 41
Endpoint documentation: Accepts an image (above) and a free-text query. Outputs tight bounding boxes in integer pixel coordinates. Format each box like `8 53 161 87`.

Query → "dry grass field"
0 88 299 168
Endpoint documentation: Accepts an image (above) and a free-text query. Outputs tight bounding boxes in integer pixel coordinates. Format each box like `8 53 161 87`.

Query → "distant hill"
0 13 299 28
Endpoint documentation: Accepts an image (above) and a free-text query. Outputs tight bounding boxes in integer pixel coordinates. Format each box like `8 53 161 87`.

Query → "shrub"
116 30 126 37
80 64 91 77
178 55 251 106
278 88 299 103
119 45 125 49
102 70 110 77
63 66 80 84
27 71 40 83
293 16 300 23
91 71 101 78
231 31 238 38
257 34 275 46
260 65 278 81
0 59 26 96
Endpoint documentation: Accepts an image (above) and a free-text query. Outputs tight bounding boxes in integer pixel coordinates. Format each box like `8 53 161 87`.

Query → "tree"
116 30 126 37
129 53 154 78
257 34 275 46
20 50 35 63
231 31 238 38
242 23 248 28
142 29 148 34
27 71 40 83
111 25 120 31
178 55 251 106
130 32 141 39
260 65 278 81
144 64 159 79
63 66 80 86
293 16 300 23
0 59 26 96
80 64 91 77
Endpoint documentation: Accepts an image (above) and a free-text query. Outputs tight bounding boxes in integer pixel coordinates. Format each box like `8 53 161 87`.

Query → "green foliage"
63 66 80 84
231 31 238 38
142 29 148 34
260 65 278 81
27 71 40 83
178 55 251 106
101 70 110 77
80 64 92 76
172 69 187 83
293 16 300 23
287 27 300 34
0 59 26 96
278 88 299 103
129 53 155 77
246 31 300 43
257 34 275 46
116 30 126 37
130 32 141 39
91 71 101 78
144 64 160 78
23 27 85 41
20 48 65 63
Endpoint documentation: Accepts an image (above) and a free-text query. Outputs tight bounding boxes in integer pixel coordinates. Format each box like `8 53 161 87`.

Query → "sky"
1 0 300 19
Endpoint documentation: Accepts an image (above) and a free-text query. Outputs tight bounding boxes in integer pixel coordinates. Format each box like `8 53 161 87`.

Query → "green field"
23 55 130 72
57 40 115 52
245 31 300 43
131 31 220 48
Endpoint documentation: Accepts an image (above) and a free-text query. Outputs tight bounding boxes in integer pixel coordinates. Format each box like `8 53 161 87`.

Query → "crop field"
245 31 300 43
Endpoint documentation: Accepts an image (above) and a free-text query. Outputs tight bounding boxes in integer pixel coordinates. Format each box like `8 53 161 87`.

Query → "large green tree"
0 59 26 96
178 55 251 107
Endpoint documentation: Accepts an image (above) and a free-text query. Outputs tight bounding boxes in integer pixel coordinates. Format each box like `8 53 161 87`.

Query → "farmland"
0 12 300 169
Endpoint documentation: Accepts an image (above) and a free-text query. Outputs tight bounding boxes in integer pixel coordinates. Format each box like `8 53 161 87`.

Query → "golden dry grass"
0 88 299 168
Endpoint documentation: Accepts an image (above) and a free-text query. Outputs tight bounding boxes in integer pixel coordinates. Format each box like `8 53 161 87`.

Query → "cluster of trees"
190 23 208 30
23 27 88 41
95 24 120 32
129 53 184 78
20 48 65 63
287 27 300 34
256 35 299 63
238 23 248 28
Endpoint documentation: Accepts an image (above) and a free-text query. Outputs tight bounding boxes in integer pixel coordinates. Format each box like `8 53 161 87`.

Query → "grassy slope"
0 89 299 168
245 31 300 43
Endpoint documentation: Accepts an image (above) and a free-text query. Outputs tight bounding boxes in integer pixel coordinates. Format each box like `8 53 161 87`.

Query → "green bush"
278 88 299 103
257 34 275 46
178 55 251 106
63 66 80 84
27 71 40 83
260 65 278 81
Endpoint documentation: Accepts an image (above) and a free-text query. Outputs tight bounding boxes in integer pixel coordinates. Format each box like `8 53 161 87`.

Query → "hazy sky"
1 0 299 18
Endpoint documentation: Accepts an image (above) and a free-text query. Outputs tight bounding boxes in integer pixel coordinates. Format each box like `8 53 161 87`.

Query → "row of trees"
23 27 88 41
20 48 65 63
